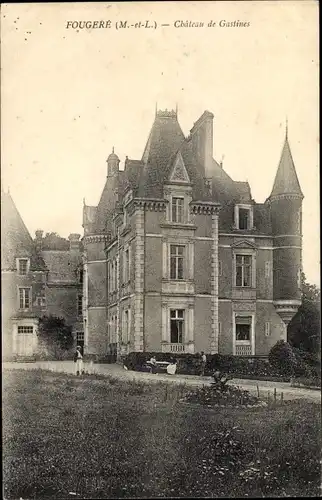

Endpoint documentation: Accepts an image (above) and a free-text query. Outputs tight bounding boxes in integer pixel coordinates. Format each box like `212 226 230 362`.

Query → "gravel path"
3 360 321 403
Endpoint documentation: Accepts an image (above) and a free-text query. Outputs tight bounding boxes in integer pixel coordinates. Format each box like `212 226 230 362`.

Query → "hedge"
122 352 288 379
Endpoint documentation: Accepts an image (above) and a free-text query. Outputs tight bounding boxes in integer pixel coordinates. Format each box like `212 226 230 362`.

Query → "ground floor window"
235 317 251 342
17 326 34 334
170 309 184 343
235 315 253 356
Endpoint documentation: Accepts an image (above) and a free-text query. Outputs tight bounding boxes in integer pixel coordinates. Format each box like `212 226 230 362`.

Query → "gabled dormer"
164 151 193 225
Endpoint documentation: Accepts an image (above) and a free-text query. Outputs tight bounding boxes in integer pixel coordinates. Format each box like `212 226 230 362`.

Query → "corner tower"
268 126 304 326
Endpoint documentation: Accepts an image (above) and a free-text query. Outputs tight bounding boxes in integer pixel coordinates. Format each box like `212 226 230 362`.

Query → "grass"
3 368 321 499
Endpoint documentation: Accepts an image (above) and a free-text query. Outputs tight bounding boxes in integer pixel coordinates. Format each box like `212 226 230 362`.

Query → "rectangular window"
265 322 271 337
218 322 222 335
239 208 249 230
114 260 118 290
170 309 185 344
17 326 33 334
79 269 83 284
18 259 28 275
36 296 46 307
19 288 31 309
123 309 129 343
171 197 184 223
111 262 114 291
218 261 222 277
235 316 252 342
124 248 130 282
77 295 83 316
265 261 271 279
76 331 84 342
170 245 184 280
236 255 252 287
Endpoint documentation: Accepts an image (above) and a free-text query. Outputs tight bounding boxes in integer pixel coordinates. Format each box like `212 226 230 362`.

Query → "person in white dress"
74 346 83 375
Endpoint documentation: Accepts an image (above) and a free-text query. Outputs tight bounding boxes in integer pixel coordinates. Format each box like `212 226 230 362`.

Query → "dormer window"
17 258 29 275
234 204 253 230
171 197 184 223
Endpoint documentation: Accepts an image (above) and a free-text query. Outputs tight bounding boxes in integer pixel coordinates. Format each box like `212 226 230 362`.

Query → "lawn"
3 369 321 499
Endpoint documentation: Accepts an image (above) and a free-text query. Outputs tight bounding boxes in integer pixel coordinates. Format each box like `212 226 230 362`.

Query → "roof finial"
112 146 115 154
285 116 288 139
83 197 86 206
155 102 158 117
175 102 178 116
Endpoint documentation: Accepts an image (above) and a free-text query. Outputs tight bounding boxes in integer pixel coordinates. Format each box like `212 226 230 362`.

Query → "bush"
123 352 288 380
93 354 117 364
268 341 297 376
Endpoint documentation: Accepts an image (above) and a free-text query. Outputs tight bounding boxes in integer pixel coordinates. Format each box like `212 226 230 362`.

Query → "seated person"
166 360 177 375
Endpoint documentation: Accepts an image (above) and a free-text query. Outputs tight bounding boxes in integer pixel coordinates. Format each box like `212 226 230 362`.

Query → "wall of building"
194 296 212 353
145 236 162 292
195 240 211 294
218 301 233 354
87 307 108 354
46 285 81 325
144 295 162 351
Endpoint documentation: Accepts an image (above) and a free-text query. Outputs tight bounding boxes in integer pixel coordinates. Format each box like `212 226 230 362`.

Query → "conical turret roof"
270 131 303 199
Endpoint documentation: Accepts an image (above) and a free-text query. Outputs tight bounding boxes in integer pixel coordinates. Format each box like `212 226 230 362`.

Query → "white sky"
1 1 319 285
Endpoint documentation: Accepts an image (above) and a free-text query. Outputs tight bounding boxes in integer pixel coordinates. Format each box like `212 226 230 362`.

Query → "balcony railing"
235 344 252 356
161 343 185 353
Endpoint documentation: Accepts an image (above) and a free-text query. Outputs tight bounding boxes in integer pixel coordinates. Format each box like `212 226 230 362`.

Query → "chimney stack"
189 110 214 176
35 229 43 250
68 233 81 252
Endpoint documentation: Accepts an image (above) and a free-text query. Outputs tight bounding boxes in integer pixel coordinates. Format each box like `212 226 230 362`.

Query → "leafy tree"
38 231 69 250
38 315 73 354
288 273 320 356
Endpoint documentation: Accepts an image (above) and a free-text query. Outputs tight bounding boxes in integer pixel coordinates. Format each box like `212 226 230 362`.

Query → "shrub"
123 352 288 380
268 341 297 375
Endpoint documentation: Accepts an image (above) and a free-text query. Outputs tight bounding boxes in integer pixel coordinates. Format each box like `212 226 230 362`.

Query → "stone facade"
82 108 304 358
1 198 84 358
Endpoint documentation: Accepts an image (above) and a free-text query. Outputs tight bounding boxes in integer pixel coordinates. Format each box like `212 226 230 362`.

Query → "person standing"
74 345 83 375
200 351 207 376
149 355 157 374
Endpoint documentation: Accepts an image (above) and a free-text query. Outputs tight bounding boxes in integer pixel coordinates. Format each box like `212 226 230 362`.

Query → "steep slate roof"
41 250 82 284
138 110 186 197
1 191 46 270
270 133 303 198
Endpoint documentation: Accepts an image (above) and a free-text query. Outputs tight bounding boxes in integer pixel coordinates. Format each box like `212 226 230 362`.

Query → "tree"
38 315 73 355
288 273 321 356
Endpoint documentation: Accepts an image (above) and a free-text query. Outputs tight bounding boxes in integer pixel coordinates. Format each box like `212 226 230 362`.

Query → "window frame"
171 196 184 223
169 308 185 344
170 244 185 280
77 294 83 317
233 312 255 355
235 254 252 288
234 204 254 231
18 287 31 310
17 258 29 276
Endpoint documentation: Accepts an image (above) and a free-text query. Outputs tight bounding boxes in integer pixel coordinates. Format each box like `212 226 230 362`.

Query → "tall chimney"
68 233 81 252
35 229 43 251
190 110 214 176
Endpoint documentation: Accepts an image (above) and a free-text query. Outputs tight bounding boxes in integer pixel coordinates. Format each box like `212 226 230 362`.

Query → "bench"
146 360 176 374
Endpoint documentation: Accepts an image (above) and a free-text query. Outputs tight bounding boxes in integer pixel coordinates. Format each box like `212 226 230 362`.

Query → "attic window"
17 259 29 275
171 197 184 223
234 204 253 230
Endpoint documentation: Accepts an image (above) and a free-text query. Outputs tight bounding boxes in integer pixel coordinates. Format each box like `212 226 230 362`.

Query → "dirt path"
3 360 321 403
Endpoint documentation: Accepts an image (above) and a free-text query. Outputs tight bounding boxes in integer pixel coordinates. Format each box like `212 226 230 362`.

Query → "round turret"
107 147 120 177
